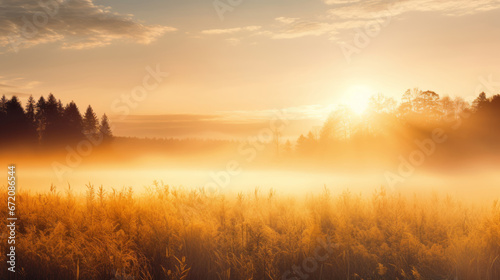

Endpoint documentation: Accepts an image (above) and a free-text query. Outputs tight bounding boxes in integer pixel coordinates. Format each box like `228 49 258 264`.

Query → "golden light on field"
2 0 500 279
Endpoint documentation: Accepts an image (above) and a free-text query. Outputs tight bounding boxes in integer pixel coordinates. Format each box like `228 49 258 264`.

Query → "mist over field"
1 86 500 280
1 0 500 279
2 90 499 200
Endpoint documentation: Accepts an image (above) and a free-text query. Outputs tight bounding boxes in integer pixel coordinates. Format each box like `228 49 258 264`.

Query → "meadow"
1 182 499 280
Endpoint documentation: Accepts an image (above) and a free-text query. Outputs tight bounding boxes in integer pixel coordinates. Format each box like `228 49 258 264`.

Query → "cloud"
275 17 300 24
325 0 500 18
200 26 262 47
272 20 336 39
201 26 261 35
0 0 177 52
1 91 32 98
0 76 40 97
0 84 16 89
265 0 500 40
323 0 361 4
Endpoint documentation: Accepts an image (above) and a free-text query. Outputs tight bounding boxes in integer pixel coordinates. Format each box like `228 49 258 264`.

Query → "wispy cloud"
0 84 16 89
324 0 500 17
271 20 337 39
323 0 362 4
0 76 40 97
245 0 500 41
0 0 177 51
201 26 261 35
275 17 300 24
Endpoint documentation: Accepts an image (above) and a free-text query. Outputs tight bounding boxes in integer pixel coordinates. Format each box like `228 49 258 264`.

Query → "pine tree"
57 99 64 116
4 96 37 145
25 95 38 143
473 92 489 111
99 114 113 142
295 134 307 155
45 94 59 118
42 94 64 145
35 96 46 120
63 102 84 141
35 96 47 140
0 95 6 111
5 96 24 119
44 94 60 127
0 95 6 135
25 95 36 123
83 105 99 136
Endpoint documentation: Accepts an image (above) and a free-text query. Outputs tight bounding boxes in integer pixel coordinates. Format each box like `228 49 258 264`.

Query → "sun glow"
342 85 374 115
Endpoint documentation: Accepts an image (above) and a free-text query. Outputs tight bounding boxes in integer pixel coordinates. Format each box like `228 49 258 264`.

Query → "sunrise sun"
341 85 374 115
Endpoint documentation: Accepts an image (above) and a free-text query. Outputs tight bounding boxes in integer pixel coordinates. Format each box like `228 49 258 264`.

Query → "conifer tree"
99 114 113 142
25 95 36 123
63 101 84 141
83 105 99 136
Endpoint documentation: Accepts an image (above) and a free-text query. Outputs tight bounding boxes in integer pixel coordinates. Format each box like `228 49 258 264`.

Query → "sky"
1 0 500 138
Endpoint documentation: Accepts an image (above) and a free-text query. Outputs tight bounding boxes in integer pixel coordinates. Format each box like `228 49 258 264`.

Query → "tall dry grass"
1 183 499 280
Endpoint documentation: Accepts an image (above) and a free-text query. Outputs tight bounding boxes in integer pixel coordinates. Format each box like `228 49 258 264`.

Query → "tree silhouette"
295 134 308 155
0 93 114 150
0 95 7 110
25 96 36 123
416 90 441 122
291 89 500 164
398 89 441 123
57 100 63 115
3 96 37 145
296 129 326 155
473 92 488 111
42 94 64 145
83 105 99 137
99 114 113 143
25 95 38 143
62 102 84 142
440 95 455 120
35 96 47 141
0 95 7 144
490 94 500 111
320 111 341 143
399 88 417 117
368 94 396 114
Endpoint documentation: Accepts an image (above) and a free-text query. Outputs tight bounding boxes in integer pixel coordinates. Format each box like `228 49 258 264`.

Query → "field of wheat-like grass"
1 182 499 280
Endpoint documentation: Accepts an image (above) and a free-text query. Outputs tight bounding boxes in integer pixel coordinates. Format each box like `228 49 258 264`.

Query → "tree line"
0 94 112 149
291 90 500 163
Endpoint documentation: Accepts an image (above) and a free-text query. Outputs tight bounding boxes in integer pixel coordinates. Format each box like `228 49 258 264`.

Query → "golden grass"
1 183 499 280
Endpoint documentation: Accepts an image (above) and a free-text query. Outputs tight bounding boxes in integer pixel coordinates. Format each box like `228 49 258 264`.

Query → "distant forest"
0 94 112 148
1 90 499 167
287 90 500 167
